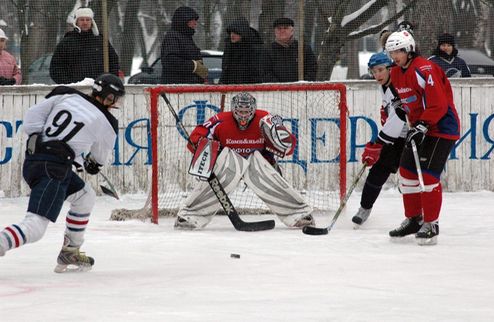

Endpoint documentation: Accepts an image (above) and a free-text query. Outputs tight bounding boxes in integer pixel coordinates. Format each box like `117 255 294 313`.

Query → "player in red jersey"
175 92 314 230
366 30 460 245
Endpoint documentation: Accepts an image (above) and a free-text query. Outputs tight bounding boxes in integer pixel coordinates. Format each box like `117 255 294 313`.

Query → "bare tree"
314 0 419 80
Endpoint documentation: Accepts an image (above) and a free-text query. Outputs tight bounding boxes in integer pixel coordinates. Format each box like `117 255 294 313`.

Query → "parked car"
128 50 223 85
28 54 55 84
457 48 494 76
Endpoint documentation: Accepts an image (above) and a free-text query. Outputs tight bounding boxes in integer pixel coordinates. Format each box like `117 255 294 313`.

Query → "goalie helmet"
231 92 256 130
385 30 416 53
92 73 125 106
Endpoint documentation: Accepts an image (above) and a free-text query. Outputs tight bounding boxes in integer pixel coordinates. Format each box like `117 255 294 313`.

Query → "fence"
1 79 494 198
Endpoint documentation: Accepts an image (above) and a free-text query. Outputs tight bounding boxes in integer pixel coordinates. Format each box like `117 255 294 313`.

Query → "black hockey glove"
84 157 102 175
0 77 16 85
406 121 428 148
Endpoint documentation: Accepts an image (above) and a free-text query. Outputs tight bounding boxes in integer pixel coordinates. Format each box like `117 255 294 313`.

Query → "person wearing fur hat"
50 7 120 84
0 28 21 85
429 33 471 78
160 6 207 84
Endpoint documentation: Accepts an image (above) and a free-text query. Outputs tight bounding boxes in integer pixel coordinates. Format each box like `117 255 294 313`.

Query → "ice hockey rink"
1 190 493 322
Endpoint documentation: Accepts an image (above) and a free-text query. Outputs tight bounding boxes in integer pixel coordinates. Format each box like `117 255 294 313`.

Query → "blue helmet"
368 52 392 69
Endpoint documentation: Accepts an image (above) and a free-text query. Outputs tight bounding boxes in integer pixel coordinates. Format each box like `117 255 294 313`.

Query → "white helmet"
385 30 416 53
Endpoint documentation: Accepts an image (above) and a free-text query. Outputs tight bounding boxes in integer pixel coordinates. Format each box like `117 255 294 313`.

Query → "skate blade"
389 236 415 244
353 223 362 230
54 263 93 273
416 236 438 246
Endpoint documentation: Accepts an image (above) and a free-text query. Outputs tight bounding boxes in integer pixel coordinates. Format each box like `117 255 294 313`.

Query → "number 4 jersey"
23 86 118 166
390 56 460 141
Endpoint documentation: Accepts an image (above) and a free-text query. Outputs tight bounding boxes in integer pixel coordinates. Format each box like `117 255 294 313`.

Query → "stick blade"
100 185 119 200
232 218 275 231
302 225 329 235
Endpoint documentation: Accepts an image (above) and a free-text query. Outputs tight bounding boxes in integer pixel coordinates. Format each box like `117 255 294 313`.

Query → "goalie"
175 92 314 230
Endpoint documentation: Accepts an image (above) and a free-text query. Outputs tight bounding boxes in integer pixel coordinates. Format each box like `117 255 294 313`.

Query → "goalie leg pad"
243 151 313 226
178 148 248 219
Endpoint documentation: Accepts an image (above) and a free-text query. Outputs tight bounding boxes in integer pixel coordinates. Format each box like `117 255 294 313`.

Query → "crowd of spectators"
0 6 478 86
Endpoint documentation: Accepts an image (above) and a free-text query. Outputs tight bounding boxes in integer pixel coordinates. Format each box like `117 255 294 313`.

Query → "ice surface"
1 190 493 322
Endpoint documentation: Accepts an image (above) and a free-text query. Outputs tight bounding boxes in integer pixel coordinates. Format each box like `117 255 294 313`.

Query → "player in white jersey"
0 74 125 272
353 52 408 227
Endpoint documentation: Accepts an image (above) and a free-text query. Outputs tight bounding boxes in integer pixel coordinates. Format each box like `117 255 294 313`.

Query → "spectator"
263 18 317 82
220 17 264 84
160 6 207 84
0 28 21 85
429 33 471 78
50 7 120 84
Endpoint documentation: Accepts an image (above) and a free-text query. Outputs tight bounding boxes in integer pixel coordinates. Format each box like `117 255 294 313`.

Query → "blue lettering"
451 113 477 160
0 121 13 164
122 118 151 165
481 114 494 160
349 116 378 162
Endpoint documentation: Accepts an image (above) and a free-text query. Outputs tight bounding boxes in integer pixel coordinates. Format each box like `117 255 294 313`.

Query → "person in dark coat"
219 18 264 84
263 18 317 82
160 6 207 84
50 7 120 84
428 33 471 78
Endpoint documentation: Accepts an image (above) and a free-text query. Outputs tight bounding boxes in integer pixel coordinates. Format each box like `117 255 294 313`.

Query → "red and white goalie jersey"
188 110 296 163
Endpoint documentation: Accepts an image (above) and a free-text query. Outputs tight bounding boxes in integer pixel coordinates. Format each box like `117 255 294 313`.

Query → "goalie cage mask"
232 92 257 130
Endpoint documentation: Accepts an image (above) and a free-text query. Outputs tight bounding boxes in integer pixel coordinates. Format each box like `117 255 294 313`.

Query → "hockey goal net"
111 83 347 223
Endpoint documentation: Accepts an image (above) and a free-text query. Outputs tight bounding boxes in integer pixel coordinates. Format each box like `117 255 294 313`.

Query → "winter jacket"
160 6 203 84
428 47 471 78
50 29 120 84
220 18 264 84
263 40 317 82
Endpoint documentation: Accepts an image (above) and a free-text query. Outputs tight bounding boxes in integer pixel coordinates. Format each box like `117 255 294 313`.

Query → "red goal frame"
147 83 348 224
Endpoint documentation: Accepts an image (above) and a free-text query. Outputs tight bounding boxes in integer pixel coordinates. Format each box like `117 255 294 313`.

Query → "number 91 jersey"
23 88 118 166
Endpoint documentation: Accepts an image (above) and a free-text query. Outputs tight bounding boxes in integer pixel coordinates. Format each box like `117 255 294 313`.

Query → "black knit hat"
273 17 294 28
438 33 455 46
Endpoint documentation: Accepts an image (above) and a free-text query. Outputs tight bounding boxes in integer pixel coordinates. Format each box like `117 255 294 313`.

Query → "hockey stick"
75 157 120 200
302 164 367 235
160 92 275 231
98 171 120 200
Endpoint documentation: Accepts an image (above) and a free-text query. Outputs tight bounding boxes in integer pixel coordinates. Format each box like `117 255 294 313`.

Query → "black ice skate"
54 246 95 273
352 207 372 227
389 215 423 238
415 221 439 246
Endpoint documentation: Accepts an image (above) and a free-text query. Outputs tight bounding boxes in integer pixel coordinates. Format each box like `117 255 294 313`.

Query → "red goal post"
112 83 347 224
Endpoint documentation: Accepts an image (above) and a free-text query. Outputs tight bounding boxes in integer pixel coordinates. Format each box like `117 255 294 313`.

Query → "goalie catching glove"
259 114 294 158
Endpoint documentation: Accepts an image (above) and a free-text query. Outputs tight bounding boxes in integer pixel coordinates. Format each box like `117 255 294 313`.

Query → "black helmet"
92 73 125 103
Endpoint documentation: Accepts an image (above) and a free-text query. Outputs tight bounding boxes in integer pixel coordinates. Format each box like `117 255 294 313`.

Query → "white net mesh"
111 83 346 222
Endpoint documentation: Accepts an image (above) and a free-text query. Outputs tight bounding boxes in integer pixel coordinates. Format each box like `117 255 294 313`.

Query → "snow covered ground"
1 190 493 322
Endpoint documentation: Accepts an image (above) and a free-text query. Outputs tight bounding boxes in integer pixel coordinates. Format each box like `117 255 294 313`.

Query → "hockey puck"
230 253 240 259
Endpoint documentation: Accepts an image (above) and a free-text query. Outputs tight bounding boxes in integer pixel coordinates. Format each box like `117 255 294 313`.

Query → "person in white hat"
49 7 120 84
0 28 22 85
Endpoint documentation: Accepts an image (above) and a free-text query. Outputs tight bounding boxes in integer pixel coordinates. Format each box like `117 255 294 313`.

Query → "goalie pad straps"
178 148 248 217
243 151 312 217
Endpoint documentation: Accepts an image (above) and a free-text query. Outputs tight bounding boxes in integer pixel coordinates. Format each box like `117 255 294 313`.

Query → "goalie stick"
160 92 275 232
302 164 367 235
